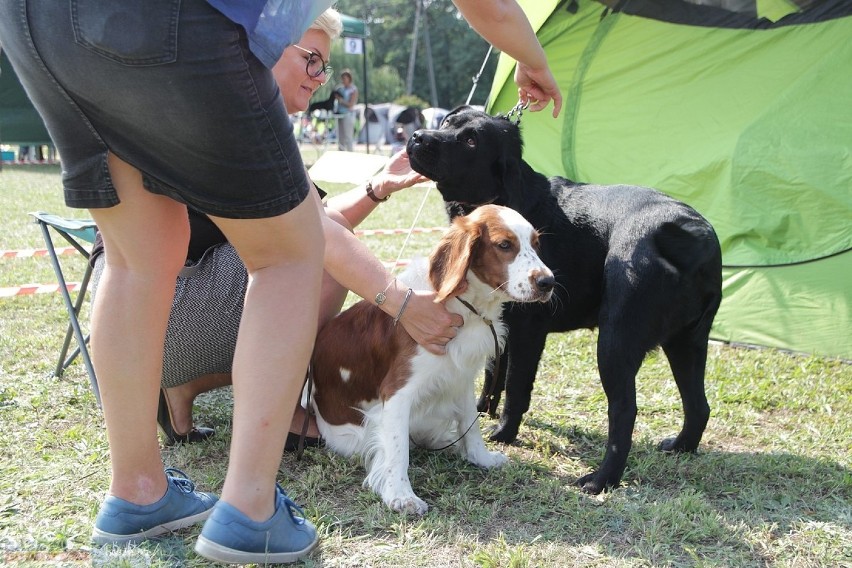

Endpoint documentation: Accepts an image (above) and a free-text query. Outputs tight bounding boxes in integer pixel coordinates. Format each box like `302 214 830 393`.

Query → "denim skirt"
0 0 309 218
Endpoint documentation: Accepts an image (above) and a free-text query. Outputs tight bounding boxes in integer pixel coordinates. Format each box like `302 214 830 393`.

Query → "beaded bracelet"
393 288 414 326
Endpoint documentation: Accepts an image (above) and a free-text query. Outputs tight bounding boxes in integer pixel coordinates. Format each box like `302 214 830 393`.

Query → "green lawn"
0 163 850 567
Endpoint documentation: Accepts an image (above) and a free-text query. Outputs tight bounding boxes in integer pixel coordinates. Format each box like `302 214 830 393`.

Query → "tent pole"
363 30 369 154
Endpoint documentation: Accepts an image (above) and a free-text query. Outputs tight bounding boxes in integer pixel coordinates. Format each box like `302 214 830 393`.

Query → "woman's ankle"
289 405 319 438
161 386 194 435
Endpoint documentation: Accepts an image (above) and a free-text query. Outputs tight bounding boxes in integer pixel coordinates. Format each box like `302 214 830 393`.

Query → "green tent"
0 49 51 144
487 0 852 360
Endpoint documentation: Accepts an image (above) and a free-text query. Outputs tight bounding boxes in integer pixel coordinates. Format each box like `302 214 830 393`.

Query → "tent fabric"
0 50 51 144
486 0 851 360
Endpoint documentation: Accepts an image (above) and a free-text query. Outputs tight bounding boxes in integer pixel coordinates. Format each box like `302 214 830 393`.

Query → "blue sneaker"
91 468 218 545
194 485 318 564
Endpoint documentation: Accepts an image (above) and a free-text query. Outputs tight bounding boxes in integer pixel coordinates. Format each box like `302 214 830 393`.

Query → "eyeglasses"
292 45 332 84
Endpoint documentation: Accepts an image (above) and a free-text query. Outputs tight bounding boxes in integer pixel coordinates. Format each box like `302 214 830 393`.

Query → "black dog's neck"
443 160 554 221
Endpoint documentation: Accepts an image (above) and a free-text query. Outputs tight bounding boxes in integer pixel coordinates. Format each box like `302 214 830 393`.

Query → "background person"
335 69 359 151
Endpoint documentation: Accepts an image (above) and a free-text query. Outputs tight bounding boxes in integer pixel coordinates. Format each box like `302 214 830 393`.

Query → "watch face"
375 291 387 305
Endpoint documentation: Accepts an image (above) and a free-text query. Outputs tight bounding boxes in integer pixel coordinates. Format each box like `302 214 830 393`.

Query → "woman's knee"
214 194 325 274
325 208 353 233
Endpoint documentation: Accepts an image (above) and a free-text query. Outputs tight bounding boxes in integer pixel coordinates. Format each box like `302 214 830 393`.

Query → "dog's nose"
534 272 555 293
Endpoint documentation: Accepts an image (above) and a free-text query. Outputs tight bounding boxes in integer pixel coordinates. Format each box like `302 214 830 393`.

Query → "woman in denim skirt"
0 0 334 563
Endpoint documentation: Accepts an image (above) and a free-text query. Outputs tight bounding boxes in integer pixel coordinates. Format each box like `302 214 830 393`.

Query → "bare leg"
89 153 190 504
317 208 351 328
165 207 347 444
212 194 324 522
165 372 321 439
163 373 232 435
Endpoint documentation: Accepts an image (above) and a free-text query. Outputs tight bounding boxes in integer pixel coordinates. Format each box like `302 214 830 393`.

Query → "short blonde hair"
310 8 343 40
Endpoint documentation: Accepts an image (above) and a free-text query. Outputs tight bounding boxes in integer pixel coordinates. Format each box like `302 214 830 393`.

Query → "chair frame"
30 212 100 404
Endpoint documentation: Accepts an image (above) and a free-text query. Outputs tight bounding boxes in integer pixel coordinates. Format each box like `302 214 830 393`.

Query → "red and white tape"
2 227 436 297
1 246 82 258
355 226 445 237
0 282 83 298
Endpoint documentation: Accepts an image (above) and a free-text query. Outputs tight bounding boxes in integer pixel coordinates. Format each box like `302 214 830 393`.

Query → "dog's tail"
654 219 721 276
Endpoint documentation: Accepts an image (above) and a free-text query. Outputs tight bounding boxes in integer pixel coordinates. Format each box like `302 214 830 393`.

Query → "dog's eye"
497 240 512 250
465 137 476 148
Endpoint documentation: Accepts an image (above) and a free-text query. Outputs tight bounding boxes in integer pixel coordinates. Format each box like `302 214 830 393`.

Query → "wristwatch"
366 180 388 203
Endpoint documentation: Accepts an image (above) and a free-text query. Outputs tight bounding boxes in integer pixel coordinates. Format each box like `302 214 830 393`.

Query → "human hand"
375 150 429 196
398 290 464 355
515 62 563 118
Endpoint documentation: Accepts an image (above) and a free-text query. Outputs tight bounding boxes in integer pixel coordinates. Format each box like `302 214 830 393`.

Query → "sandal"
284 431 322 452
157 389 215 446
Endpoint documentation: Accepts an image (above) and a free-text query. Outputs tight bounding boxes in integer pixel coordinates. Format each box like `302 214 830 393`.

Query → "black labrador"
406 106 722 494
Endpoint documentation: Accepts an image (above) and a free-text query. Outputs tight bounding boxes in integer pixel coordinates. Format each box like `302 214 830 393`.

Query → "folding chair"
29 211 100 405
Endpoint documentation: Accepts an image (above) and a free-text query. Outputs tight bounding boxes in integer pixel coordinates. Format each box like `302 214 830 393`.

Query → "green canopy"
0 50 50 144
341 13 367 38
487 0 852 360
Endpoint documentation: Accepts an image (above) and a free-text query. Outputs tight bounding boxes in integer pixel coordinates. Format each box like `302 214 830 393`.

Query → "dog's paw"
470 450 508 469
488 421 519 444
387 494 429 516
657 436 700 453
576 471 618 495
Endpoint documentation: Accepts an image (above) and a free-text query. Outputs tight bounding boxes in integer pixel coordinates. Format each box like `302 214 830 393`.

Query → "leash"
390 184 434 270
412 296 503 452
294 364 314 461
455 297 503 416
504 100 530 125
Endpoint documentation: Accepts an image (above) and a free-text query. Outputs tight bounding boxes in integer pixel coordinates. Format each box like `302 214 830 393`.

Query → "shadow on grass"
391 416 852 566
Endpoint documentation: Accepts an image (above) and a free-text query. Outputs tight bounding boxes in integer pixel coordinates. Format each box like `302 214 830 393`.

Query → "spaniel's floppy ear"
429 217 479 302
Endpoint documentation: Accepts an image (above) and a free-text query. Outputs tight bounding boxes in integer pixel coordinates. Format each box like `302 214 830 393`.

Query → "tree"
333 0 498 108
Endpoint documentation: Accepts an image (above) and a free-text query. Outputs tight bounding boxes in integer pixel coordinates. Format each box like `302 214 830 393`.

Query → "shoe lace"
164 467 197 494
276 484 307 526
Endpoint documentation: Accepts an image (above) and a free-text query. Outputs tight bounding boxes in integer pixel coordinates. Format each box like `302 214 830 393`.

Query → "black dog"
308 89 342 114
406 107 722 494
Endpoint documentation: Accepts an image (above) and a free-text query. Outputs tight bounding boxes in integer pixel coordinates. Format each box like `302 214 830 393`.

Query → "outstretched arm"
452 0 562 117
318 203 462 355
323 149 429 229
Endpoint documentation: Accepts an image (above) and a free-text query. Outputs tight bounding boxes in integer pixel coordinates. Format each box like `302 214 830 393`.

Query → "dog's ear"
441 105 474 127
429 217 479 301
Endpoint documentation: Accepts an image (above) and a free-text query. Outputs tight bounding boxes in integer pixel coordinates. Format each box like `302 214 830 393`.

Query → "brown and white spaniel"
309 204 554 515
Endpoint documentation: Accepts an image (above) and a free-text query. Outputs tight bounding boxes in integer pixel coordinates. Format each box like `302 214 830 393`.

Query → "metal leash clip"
504 100 531 125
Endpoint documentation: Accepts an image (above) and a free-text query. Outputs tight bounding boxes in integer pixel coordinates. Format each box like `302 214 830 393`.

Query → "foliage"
366 65 408 104
394 94 430 109
333 0 498 108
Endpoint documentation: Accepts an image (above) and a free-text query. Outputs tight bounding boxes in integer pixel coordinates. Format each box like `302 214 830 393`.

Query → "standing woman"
0 0 333 564
335 69 359 151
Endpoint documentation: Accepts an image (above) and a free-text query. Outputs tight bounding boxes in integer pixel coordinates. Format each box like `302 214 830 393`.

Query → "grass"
1 162 850 567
